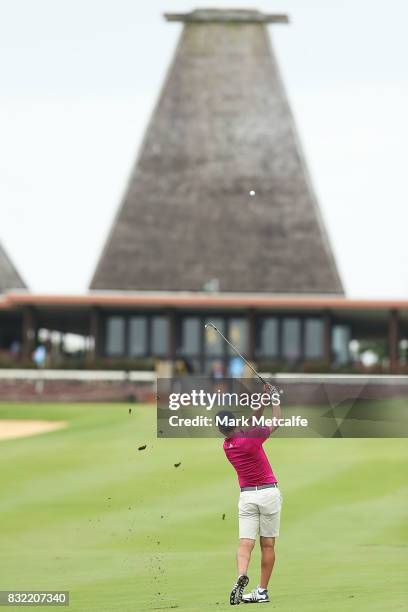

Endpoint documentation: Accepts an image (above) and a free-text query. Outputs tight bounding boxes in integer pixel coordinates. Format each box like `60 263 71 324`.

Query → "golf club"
204 322 279 393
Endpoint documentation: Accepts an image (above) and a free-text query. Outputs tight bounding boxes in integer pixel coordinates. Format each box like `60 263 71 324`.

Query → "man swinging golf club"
218 383 282 605
204 323 283 605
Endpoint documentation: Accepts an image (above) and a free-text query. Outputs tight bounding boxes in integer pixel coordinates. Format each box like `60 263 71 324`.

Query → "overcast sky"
0 0 407 297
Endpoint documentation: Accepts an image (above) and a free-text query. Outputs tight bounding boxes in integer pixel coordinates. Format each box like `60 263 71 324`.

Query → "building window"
304 318 323 359
228 318 248 355
178 317 200 356
332 325 351 365
204 317 225 356
129 317 147 357
257 317 278 358
282 318 301 362
151 316 168 357
105 316 125 356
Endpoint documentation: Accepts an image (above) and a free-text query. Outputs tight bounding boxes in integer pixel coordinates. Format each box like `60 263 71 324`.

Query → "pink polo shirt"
223 427 277 488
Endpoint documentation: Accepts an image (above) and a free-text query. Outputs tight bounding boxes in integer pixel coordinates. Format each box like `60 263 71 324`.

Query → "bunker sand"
0 420 67 440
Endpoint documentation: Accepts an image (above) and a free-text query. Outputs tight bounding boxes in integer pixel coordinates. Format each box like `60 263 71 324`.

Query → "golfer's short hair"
216 410 236 435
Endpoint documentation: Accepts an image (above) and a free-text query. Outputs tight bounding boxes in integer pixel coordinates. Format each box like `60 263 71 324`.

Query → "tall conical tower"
91 8 343 294
0 241 26 293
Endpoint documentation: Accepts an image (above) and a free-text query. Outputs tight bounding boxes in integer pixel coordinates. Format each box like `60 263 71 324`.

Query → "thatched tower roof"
91 8 343 294
0 242 26 293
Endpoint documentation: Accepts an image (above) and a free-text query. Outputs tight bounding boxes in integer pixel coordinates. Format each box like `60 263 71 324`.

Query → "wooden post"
323 310 332 367
21 306 37 361
389 309 399 372
168 310 177 362
88 307 102 364
247 309 256 362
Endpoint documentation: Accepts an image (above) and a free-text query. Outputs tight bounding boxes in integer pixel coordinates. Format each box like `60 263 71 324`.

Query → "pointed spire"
91 8 343 294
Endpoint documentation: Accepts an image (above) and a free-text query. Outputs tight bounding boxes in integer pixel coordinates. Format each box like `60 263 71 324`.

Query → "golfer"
218 384 282 605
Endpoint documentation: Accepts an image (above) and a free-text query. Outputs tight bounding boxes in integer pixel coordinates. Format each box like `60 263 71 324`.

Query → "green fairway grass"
0 403 407 611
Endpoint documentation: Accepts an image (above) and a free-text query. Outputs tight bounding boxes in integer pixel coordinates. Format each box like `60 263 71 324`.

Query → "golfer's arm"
268 392 282 435
245 381 266 424
251 385 280 427
250 391 269 423
252 403 266 420
252 383 275 420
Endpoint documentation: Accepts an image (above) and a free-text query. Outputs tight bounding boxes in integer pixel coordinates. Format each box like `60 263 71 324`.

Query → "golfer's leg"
237 538 255 576
231 495 257 606
259 537 275 589
258 488 282 589
238 494 259 575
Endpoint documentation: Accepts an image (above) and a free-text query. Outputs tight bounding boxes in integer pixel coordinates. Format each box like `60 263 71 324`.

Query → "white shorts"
238 487 282 540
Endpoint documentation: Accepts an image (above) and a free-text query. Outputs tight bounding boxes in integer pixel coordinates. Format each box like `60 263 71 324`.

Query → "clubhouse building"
0 9 407 373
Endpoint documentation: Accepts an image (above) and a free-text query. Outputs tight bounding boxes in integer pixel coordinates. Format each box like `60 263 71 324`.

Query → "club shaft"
206 322 267 385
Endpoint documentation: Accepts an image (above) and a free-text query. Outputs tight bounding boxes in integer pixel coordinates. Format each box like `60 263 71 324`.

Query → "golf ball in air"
249 190 256 197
